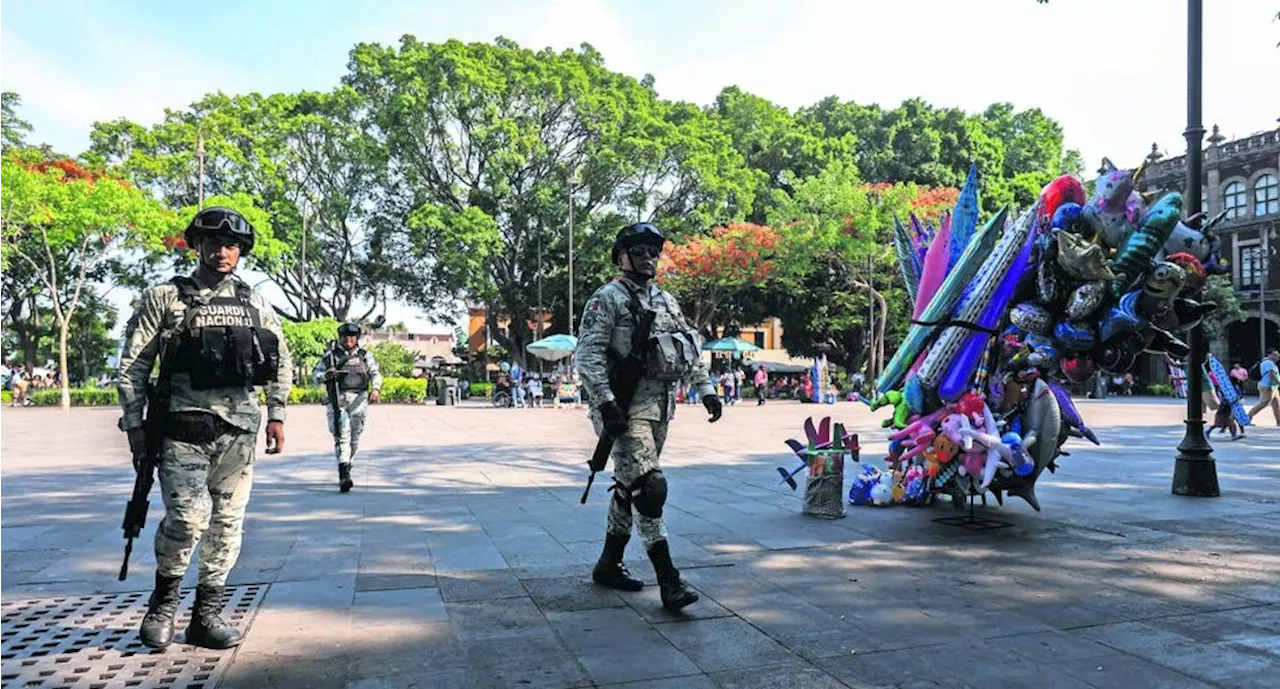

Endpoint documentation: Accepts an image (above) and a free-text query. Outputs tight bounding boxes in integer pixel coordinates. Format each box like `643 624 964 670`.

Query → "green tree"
1202 274 1245 342
344 36 754 363
1 153 174 408
2 91 34 153
707 87 854 223
765 163 939 374
280 316 343 381
368 340 416 377
89 88 416 321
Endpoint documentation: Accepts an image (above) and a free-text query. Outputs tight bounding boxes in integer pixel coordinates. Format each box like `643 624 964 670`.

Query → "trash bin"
437 377 458 406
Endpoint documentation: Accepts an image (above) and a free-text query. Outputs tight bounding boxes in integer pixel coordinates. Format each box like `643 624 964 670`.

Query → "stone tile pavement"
1 397 1277 688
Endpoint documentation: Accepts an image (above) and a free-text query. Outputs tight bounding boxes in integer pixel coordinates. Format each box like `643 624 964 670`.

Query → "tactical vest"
170 276 280 390
331 348 372 392
617 282 703 382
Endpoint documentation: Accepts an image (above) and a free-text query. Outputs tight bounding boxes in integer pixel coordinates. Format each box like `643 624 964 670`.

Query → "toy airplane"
777 417 860 490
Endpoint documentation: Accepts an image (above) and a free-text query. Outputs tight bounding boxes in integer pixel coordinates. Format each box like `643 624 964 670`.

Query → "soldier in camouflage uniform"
117 207 293 650
312 322 383 492
575 222 722 610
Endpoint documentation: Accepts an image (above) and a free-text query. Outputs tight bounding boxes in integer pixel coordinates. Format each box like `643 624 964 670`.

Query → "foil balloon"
893 218 922 304
1110 192 1183 295
1099 290 1146 343
1037 236 1064 306
1164 252 1207 294
1162 218 1213 263
947 164 981 272
1084 158 1144 248
1051 202 1091 238
878 208 1008 394
1096 337 1138 375
1138 262 1186 316
919 207 1036 393
936 224 1037 402
1011 301 1054 335
913 212 952 319
1053 320 1096 352
1066 281 1107 320
1059 356 1096 383
1057 231 1116 281
1039 175 1087 224
1170 297 1217 331
1023 333 1059 368
1047 379 1099 445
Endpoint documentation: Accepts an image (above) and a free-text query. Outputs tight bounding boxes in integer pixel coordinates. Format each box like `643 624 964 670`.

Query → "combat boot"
338 463 353 493
592 532 643 591
139 572 183 649
184 585 242 649
646 540 699 610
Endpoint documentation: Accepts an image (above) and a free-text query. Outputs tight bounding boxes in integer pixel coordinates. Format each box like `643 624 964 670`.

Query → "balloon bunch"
864 160 1222 511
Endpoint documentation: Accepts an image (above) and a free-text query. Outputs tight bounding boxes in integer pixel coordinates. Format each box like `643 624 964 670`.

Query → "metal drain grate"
1 584 267 689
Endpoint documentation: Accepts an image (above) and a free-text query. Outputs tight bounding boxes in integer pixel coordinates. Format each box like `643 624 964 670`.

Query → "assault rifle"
580 304 656 504
119 333 179 581
324 340 343 440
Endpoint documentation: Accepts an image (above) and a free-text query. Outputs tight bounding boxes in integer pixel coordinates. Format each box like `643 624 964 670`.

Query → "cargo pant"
325 390 369 466
593 414 670 549
154 422 255 588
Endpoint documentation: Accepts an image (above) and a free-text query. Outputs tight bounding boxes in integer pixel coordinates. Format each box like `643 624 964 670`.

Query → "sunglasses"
626 245 662 259
191 209 252 234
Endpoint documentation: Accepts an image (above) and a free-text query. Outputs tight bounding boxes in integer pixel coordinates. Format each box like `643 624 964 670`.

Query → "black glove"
600 400 629 436
703 395 723 423
126 428 147 472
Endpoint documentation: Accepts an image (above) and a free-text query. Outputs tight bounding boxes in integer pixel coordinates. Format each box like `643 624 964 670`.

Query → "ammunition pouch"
645 331 701 381
165 412 224 444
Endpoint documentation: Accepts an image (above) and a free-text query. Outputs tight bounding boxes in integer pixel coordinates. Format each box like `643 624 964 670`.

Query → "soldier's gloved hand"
126 428 147 471
599 400 629 436
703 395 723 423
324 369 342 382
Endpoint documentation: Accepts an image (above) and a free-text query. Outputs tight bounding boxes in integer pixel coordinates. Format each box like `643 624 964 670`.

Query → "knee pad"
630 470 668 519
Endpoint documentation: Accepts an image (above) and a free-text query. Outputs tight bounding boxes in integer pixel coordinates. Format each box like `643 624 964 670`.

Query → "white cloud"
526 0 643 75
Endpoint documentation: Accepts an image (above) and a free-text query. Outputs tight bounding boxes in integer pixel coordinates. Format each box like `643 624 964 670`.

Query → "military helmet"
183 206 256 254
338 323 362 338
611 222 666 265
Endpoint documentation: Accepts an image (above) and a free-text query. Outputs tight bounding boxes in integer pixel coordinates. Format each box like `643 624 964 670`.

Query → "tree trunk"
25 293 39 369
58 319 70 410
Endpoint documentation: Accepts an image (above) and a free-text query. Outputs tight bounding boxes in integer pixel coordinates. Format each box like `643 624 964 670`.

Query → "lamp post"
1261 227 1275 359
537 226 544 341
1172 0 1219 497
195 133 206 209
567 167 581 336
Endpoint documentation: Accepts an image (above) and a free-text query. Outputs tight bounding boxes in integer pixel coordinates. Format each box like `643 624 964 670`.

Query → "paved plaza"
1 397 1278 688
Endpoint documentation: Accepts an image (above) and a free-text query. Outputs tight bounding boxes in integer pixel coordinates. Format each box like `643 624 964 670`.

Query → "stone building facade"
1138 125 1279 380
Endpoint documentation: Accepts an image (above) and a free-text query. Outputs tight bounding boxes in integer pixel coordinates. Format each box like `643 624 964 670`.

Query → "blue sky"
3 0 1277 331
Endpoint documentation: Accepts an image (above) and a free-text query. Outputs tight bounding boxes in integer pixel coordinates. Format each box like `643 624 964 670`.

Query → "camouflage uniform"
575 276 716 550
312 347 382 466
118 273 293 588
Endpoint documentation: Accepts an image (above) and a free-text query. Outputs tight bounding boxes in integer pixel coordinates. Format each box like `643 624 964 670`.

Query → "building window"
754 331 766 349
1255 174 1278 216
1224 181 1246 218
1239 245 1263 288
